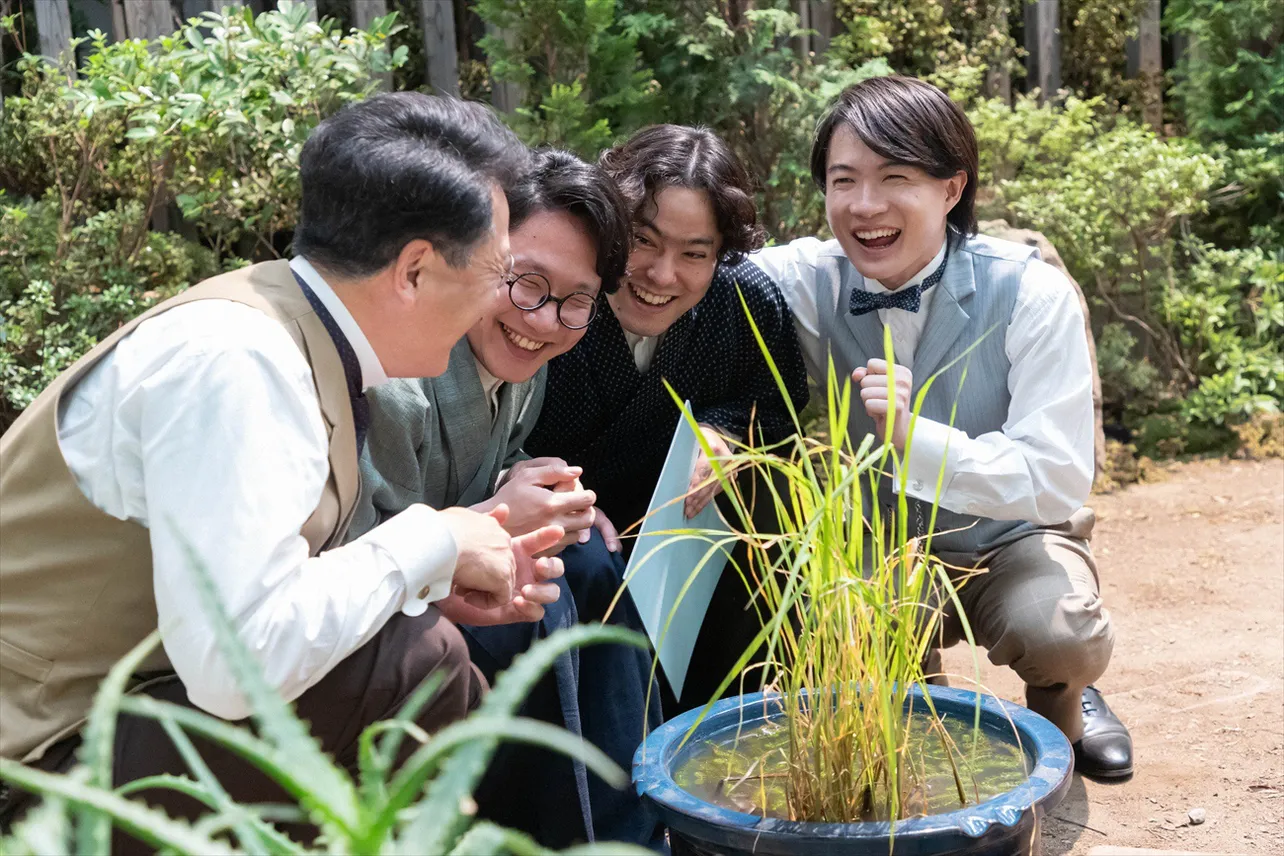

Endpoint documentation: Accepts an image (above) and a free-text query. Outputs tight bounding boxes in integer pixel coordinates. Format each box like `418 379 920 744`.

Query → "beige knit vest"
0 260 360 762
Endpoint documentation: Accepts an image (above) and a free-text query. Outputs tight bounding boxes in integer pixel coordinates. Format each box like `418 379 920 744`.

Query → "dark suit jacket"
526 257 810 532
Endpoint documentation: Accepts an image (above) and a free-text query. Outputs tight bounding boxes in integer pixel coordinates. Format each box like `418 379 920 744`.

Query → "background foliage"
1 0 1281 453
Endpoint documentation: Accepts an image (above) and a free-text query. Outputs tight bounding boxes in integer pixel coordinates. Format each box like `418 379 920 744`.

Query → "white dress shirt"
476 362 505 419
756 238 1094 525
56 258 458 720
622 330 661 373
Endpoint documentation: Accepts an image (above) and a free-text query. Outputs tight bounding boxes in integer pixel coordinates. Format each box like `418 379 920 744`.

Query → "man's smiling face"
824 124 965 290
608 186 722 338
467 208 601 384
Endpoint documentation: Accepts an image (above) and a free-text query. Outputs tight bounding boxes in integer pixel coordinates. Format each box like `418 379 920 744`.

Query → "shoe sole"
1077 766 1133 780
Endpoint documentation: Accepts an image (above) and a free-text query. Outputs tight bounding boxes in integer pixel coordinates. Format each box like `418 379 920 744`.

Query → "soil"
941 457 1284 855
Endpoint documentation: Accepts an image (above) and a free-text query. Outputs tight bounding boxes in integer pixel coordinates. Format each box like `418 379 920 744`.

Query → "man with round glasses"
346 149 655 846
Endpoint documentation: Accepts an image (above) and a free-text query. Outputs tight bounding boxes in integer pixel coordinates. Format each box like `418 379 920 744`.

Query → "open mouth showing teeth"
854 228 901 249
501 322 545 352
629 282 676 307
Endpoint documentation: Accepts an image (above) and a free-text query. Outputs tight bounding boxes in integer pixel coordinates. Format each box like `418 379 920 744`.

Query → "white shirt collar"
289 257 389 391
864 240 948 296
475 361 505 417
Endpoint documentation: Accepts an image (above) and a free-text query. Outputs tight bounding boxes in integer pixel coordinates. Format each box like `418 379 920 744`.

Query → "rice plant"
0 536 653 855
642 290 997 825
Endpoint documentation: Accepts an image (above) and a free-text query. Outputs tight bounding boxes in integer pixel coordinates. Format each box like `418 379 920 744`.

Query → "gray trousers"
927 507 1113 741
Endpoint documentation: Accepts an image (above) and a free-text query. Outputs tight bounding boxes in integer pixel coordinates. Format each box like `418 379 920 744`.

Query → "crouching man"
350 149 659 846
755 75 1133 779
0 93 566 849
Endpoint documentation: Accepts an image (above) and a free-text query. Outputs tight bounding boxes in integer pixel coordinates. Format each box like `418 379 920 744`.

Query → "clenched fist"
853 359 913 450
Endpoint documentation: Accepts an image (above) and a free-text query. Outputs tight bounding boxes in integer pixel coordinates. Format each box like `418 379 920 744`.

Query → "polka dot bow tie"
848 251 949 317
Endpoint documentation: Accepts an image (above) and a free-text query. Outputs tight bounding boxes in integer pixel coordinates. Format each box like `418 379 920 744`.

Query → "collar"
474 360 505 413
290 257 389 391
864 239 948 295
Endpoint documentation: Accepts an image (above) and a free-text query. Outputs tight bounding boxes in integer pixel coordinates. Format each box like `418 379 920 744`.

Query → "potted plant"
632 320 1074 856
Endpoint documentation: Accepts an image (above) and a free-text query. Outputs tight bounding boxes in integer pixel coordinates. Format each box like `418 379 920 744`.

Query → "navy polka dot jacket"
525 256 810 532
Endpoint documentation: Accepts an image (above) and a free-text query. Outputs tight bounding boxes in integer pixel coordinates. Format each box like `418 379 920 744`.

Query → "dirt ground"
941 457 1284 855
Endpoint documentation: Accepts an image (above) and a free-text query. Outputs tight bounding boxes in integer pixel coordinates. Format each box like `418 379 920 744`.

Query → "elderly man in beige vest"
0 93 566 844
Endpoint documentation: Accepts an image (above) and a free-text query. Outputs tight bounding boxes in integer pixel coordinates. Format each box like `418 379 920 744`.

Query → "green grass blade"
0 759 239 855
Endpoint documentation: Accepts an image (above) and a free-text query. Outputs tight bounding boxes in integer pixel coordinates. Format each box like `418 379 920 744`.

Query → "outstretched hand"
685 424 732 519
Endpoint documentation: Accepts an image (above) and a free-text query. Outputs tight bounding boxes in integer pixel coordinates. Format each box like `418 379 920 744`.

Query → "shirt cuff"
899 417 964 503
354 503 458 616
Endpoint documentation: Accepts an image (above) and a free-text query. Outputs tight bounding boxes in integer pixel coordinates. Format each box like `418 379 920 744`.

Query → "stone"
1187 807 1206 825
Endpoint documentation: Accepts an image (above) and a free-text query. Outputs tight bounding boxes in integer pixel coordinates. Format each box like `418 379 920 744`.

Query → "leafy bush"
624 3 888 240
1166 0 1284 148
1166 244 1284 429
0 2 403 432
0 532 649 855
996 114 1221 384
973 93 1281 454
0 194 220 426
474 0 656 158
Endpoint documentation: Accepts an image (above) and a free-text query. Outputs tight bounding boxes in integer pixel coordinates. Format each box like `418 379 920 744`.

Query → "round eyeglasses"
505 271 598 330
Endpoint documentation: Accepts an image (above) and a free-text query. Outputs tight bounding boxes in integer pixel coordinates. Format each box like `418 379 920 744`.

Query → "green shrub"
0 2 404 432
0 531 650 855
0 193 220 428
973 93 1282 453
1167 244 1284 428
997 115 1221 384
619 2 889 240
1166 0 1284 148
474 0 657 158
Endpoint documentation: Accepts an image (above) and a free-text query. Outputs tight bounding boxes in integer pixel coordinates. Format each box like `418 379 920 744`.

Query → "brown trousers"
9 608 484 853
929 507 1114 741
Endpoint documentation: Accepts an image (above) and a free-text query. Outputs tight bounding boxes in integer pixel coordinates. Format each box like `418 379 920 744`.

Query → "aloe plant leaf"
0 759 239 855
359 670 444 805
116 694 345 837
73 629 163 853
0 793 71 855
398 626 646 854
374 715 627 846
168 524 361 831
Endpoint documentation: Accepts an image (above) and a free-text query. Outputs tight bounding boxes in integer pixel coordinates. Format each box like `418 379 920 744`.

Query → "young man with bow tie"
753 75 1134 780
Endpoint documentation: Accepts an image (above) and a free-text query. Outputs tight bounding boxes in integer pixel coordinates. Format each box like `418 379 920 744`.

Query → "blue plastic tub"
634 686 1073 856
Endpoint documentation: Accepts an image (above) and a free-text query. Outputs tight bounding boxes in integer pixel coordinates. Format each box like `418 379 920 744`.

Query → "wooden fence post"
420 0 459 96
1024 0 1061 103
351 0 391 89
983 0 1011 104
486 22 520 113
122 0 177 41
34 0 74 67
1125 0 1163 131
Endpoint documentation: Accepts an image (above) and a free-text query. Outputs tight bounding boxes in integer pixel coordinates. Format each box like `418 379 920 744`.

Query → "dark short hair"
507 149 631 294
294 92 530 277
600 125 765 265
810 75 979 237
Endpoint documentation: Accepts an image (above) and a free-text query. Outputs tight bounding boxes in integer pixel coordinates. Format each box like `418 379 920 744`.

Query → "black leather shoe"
1072 685 1134 779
